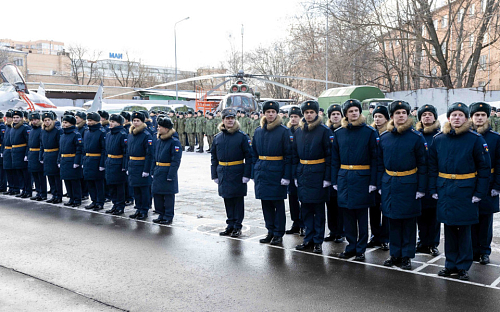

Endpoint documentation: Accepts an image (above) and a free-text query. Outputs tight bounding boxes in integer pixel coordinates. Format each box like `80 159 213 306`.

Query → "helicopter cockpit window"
0 83 15 92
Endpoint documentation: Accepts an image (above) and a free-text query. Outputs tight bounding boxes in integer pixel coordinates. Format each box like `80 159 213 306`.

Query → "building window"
457 9 465 22
470 34 475 47
482 0 488 12
13 59 23 67
479 55 487 70
478 81 486 87
431 67 438 76
442 15 448 28
470 4 475 15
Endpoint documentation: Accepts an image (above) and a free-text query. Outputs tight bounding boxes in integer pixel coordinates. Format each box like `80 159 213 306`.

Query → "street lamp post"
175 16 190 101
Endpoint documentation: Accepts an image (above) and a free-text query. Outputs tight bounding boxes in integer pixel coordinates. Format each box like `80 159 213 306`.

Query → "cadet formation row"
210 99 497 283
0 99 497 282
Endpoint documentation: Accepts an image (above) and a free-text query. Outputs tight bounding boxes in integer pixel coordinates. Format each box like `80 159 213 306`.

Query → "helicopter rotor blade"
202 79 232 98
249 75 351 87
251 77 318 100
104 74 235 99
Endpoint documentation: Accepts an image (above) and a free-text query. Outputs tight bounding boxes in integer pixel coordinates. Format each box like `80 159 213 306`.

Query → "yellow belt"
12 143 27 148
44 148 59 152
29 148 40 152
386 168 418 177
108 154 123 159
130 156 146 161
219 160 244 166
61 154 76 158
439 172 476 180
86 153 101 157
492 169 495 174
300 158 325 165
259 156 283 161
341 165 370 170
5 146 12 150
156 162 171 167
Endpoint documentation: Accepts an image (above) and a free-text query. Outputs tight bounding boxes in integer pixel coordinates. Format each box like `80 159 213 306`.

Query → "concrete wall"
386 88 500 116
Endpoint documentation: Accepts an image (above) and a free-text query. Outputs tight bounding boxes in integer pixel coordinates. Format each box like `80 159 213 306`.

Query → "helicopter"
105 69 351 113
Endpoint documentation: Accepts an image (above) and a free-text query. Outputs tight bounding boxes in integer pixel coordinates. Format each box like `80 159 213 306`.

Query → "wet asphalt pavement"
1 151 500 311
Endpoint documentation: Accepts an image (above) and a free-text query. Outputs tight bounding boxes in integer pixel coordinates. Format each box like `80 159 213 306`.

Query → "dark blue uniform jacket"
83 124 106 180
10 122 29 170
58 126 83 180
152 130 182 195
40 123 62 176
105 125 128 185
28 125 43 172
127 124 153 187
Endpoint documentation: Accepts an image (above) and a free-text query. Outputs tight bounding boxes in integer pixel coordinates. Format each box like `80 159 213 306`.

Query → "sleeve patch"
484 143 489 152
77 138 82 144
248 139 252 146
148 139 153 145
124 138 128 144
175 146 180 152
424 142 428 150
289 135 293 142
330 135 334 143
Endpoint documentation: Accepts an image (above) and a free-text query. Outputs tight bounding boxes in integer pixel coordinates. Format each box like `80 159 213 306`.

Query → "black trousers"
133 186 150 213
389 217 417 258
32 172 47 197
471 213 493 256
343 207 368 255
369 194 389 243
288 193 303 229
326 195 344 237
126 181 134 202
87 179 105 205
16 169 31 195
81 179 89 197
444 224 473 271
417 207 441 248
6 169 20 192
64 179 82 204
109 183 126 210
302 202 326 244
261 199 286 237
223 197 244 229
47 175 63 199
0 165 7 191
153 194 175 220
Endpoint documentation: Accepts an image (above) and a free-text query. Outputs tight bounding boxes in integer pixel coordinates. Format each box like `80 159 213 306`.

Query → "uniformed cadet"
293 100 332 253
152 116 182 224
365 104 375 125
99 110 110 133
150 110 158 129
195 110 206 153
176 112 186 151
282 111 290 127
40 112 63 203
285 107 305 236
3 111 20 195
81 112 106 211
59 114 83 207
120 111 134 206
121 111 132 133
104 114 128 215
127 111 153 220
140 110 157 137
331 99 378 260
494 108 500 132
252 101 292 245
488 107 497 130
469 102 500 265
185 111 196 152
27 112 47 201
75 111 89 201
378 101 427 270
415 105 441 257
429 102 490 280
10 110 31 198
367 105 390 250
324 104 345 243
205 113 216 152
249 112 260 140
0 112 7 192
168 111 178 133
409 107 418 126
211 108 252 238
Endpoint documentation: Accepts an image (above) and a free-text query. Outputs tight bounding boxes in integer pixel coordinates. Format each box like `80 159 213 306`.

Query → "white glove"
122 168 126 172
432 193 438 200
333 185 338 191
24 156 28 161
167 178 172 181
491 189 500 197
126 170 129 175
142 172 149 178
58 164 60 168
369 185 377 193
294 179 298 187
214 178 219 184
99 167 105 171
40 160 43 164
0 153 2 157
242 177 250 183
416 192 425 199
323 180 331 188
378 189 382 195
472 196 481 203
73 164 79 168
280 179 290 186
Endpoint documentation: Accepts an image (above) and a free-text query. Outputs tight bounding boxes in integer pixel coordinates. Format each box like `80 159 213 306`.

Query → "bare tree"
66 44 102 85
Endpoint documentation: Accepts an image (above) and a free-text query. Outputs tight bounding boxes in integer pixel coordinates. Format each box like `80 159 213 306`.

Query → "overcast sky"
5 0 307 72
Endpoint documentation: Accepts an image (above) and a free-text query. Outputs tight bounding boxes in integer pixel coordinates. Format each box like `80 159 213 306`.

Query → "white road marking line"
5 195 500 290
413 264 429 272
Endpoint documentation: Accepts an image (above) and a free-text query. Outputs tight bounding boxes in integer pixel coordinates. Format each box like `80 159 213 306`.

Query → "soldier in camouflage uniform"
409 107 418 126
176 112 186 151
282 111 290 127
366 104 375 125
195 110 206 153
492 108 500 132
205 113 217 152
168 111 178 132
184 111 196 152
